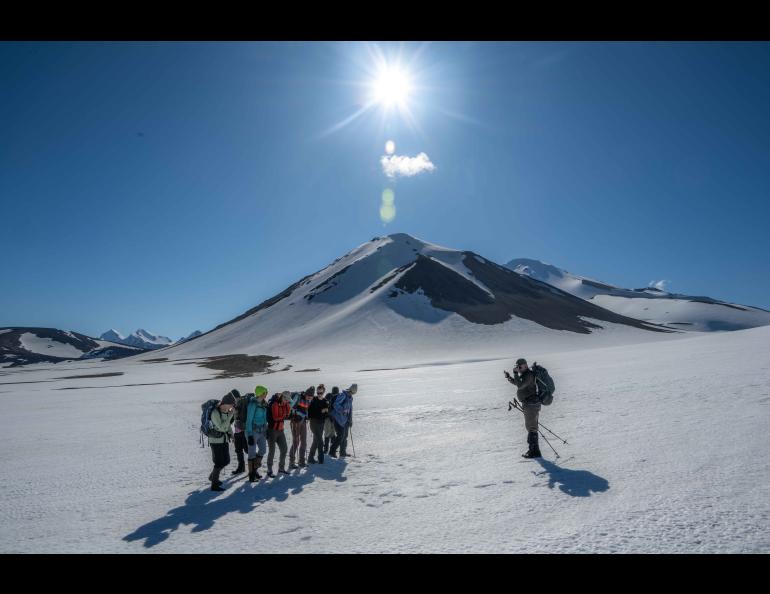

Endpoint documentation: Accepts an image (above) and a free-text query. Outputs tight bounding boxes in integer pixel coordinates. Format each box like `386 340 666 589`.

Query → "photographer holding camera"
504 358 542 458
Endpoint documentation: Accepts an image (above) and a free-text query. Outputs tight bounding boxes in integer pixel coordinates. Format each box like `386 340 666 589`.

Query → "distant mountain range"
0 328 144 367
99 329 174 350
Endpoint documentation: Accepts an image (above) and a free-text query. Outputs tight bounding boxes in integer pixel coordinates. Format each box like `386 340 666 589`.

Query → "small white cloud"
381 152 436 179
649 280 670 291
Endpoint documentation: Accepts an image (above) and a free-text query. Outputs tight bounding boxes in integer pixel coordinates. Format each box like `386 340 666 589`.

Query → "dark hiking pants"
330 420 349 456
267 428 288 473
308 418 325 462
233 431 247 470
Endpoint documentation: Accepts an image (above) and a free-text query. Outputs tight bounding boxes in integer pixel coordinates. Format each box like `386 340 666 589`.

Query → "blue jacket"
245 398 268 437
329 390 353 427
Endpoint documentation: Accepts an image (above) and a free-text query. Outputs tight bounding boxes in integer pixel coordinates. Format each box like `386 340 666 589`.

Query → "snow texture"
1 325 768 552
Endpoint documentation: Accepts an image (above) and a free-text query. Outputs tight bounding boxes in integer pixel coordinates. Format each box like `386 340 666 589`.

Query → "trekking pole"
507 401 561 458
537 428 560 459
349 425 356 458
508 400 569 445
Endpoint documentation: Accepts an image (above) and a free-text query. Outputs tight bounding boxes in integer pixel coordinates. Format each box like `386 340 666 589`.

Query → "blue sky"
2 41 769 338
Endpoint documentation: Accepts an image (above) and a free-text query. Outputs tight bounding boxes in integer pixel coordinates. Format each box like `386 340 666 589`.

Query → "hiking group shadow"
123 460 348 548
533 458 609 497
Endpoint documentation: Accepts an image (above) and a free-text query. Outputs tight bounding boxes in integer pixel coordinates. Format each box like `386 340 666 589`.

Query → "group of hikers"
202 383 358 492
200 356 551 492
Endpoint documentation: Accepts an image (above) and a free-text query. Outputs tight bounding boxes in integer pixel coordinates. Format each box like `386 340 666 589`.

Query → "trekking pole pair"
507 400 569 444
507 400 563 459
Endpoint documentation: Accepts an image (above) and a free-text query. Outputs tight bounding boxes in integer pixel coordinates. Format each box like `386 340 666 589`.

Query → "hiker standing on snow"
289 387 313 469
230 389 248 476
329 384 357 458
505 358 542 458
245 386 269 482
208 391 237 491
323 386 339 454
308 384 329 464
266 391 292 478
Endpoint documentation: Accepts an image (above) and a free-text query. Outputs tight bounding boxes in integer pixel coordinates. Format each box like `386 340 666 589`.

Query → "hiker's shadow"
533 458 609 497
123 461 348 549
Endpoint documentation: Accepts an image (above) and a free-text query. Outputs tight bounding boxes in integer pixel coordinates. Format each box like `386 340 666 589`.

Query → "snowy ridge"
507 258 770 332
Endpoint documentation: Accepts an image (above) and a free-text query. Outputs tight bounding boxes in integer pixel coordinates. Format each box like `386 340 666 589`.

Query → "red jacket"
270 400 292 431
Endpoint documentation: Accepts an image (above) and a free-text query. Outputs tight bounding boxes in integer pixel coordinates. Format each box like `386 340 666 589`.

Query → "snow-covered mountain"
0 327 145 366
506 258 770 332
157 233 671 367
100 329 174 350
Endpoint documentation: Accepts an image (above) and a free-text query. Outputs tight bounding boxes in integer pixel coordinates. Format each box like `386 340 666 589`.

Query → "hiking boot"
299 462 307 468
248 460 256 483
522 432 542 458
211 483 226 492
279 469 290 475
231 465 245 476
340 452 350 458
308 457 317 464
267 471 275 478
289 464 299 470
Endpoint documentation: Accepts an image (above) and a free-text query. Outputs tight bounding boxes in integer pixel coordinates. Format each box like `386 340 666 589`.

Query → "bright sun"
372 66 411 108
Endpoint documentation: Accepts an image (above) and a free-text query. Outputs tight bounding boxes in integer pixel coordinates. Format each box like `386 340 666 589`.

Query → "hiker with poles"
328 383 356 458
505 358 564 459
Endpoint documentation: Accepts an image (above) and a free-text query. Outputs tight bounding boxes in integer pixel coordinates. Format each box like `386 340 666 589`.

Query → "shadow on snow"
533 458 609 497
123 461 348 548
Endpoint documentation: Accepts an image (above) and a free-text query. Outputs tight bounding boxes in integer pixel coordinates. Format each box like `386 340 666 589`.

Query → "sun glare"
372 66 411 109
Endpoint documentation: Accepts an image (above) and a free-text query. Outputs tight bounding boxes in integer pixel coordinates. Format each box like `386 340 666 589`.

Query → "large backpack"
200 399 224 441
532 363 556 406
265 394 280 427
234 394 250 423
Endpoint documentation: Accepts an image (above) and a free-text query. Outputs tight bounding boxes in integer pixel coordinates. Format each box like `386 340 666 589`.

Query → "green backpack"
532 363 556 406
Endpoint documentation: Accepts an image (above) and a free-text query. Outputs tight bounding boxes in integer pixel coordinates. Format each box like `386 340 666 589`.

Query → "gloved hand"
248 435 255 446
504 370 510 379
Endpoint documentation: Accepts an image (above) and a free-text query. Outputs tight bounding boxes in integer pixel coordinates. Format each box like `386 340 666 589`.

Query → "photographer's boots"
522 431 542 459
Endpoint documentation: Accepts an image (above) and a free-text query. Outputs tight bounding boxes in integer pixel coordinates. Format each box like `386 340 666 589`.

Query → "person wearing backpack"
504 358 541 458
231 389 248 476
323 386 339 454
307 384 329 464
329 384 356 458
289 387 313 469
207 391 237 491
266 391 292 478
245 385 269 482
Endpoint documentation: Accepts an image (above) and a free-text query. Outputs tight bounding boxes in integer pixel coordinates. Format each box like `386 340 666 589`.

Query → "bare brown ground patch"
196 354 281 378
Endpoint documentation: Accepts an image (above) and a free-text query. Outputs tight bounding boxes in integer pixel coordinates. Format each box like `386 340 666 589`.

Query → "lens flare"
385 140 395 155
382 188 395 205
380 202 396 223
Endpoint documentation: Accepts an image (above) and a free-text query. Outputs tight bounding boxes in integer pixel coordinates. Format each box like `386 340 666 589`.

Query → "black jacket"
308 397 329 420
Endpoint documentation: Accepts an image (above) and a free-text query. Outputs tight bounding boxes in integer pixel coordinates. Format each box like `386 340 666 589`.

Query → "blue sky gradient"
2 41 769 338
